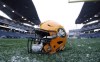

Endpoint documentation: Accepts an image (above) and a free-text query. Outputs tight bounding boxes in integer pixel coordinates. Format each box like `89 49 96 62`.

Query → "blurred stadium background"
0 0 40 39
69 2 100 39
0 1 100 39
0 0 100 62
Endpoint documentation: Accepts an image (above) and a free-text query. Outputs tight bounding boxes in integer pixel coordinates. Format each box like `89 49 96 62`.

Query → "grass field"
0 38 100 62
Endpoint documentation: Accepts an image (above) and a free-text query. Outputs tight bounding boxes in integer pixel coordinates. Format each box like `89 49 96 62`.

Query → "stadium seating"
0 16 36 39
80 32 100 38
0 30 35 38
81 21 100 31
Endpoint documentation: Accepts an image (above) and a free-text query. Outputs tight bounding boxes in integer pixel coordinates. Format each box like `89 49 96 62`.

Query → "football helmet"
27 21 67 54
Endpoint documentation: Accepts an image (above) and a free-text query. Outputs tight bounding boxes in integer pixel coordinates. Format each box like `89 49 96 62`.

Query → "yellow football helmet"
27 20 67 54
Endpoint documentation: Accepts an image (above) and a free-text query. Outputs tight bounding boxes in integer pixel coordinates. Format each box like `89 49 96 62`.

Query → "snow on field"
11 56 43 62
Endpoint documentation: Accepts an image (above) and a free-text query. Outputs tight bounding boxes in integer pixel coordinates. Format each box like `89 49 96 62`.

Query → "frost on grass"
86 54 89 57
0 39 100 62
88 46 92 49
11 56 43 62
77 45 81 46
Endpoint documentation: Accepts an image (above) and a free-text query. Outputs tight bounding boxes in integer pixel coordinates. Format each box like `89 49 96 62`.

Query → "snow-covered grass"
0 38 100 62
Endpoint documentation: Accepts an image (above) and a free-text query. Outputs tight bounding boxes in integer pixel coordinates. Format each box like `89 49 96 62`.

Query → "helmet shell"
40 21 67 54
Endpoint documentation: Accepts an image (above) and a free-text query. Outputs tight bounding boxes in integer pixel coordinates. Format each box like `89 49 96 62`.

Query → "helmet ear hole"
48 24 51 27
54 45 56 48
57 41 63 44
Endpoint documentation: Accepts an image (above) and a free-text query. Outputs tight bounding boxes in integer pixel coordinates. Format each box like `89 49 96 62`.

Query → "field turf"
0 38 100 62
